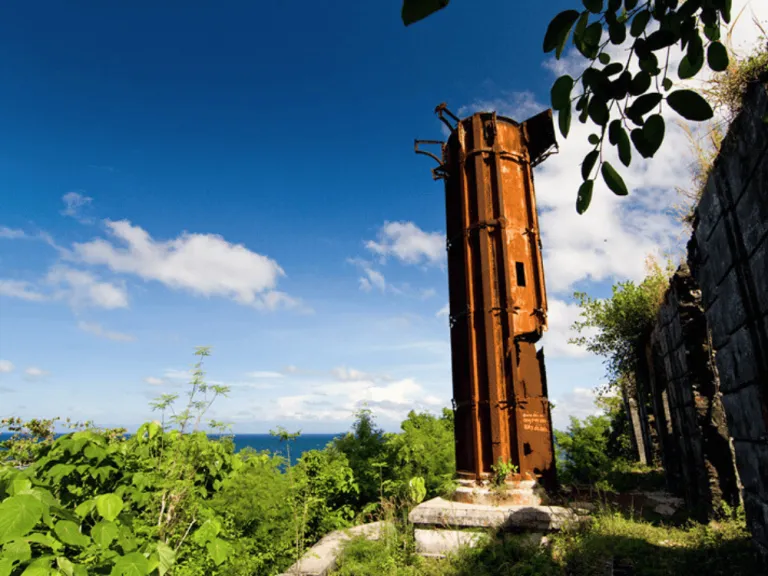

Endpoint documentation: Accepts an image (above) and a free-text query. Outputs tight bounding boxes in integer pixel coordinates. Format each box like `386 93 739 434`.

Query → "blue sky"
1 0 765 433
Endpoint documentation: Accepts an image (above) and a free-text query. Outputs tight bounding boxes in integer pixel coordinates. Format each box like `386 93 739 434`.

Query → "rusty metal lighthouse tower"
416 105 559 498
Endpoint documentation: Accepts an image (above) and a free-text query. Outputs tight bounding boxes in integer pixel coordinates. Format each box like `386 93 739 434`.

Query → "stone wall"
647 79 768 555
647 266 739 521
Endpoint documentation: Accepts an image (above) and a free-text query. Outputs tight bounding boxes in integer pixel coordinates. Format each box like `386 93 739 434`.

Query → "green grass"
332 509 762 576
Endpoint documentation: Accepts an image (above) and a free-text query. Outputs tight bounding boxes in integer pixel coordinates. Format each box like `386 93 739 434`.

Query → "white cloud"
47 266 128 309
0 227 26 239
366 221 444 267
246 371 284 379
330 367 371 381
458 90 544 122
436 304 449 318
273 376 444 423
144 376 165 386
78 321 136 342
164 368 192 380
69 220 298 310
61 192 93 222
24 367 49 378
0 360 14 373
540 298 595 358
0 280 47 302
551 387 602 431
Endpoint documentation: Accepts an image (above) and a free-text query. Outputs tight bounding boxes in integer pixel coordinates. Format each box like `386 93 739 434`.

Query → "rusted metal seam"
456 120 484 480
471 114 509 467
488 112 524 472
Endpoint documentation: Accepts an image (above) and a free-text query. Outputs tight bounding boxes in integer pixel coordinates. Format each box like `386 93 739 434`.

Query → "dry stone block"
408 497 577 532
715 327 757 393
732 441 768 500
279 521 390 576
721 384 768 441
750 238 768 315
414 529 486 558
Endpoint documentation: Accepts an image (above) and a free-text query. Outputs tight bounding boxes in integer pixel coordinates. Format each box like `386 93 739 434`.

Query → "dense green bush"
0 350 458 575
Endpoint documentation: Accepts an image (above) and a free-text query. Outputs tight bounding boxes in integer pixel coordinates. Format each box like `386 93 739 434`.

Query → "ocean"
0 433 342 462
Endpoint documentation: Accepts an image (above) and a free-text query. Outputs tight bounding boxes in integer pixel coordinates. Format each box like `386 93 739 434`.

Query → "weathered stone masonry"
688 79 768 557
648 266 740 522
643 79 768 555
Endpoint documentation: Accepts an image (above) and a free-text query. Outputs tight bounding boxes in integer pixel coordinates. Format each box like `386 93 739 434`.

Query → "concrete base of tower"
408 496 581 559
452 478 549 506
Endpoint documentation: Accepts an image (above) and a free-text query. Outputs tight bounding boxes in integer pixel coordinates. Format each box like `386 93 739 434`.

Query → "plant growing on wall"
400 0 730 214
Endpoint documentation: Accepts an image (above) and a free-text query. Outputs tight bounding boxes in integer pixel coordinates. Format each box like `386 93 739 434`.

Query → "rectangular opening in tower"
515 262 526 287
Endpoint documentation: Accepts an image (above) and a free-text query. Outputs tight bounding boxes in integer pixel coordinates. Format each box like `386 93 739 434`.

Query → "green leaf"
54 520 90 548
95 494 123 523
617 127 632 167
630 114 665 158
543 10 581 54
629 71 651 96
84 445 107 462
156 542 175 576
3 539 32 563
703 23 721 41
56 557 75 576
0 558 13 576
601 162 629 196
117 525 137 553
551 75 574 110
24 533 61 550
644 29 676 51
599 52 611 64
558 105 572 138
642 114 665 155
678 54 704 79
111 552 149 576
147 422 162 440
11 477 32 496
662 77 673 91
582 0 602 14
20 565 50 576
685 32 704 68
92 521 119 549
707 41 729 72
639 52 659 75
0 495 44 544
630 10 651 37
573 10 589 44
666 89 714 121
588 133 600 145
206 538 232 567
603 62 623 77
587 97 609 126
627 93 662 122
582 150 599 180
608 21 627 45
74 500 95 519
608 119 622 145
581 22 603 58
577 180 594 214
192 519 221 546
401 0 449 26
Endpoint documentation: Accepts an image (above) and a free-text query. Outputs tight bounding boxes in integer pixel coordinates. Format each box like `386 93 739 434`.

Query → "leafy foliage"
0 351 460 575
400 0 733 213
570 257 672 388
555 414 614 487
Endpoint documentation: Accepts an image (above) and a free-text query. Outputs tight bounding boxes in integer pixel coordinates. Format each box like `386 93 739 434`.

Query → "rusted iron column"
416 105 558 491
